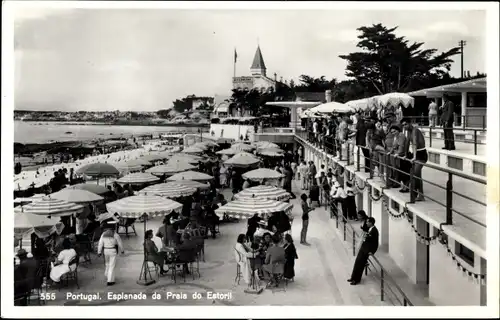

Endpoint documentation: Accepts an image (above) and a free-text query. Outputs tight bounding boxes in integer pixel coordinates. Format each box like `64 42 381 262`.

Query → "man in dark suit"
441 94 456 150
355 114 370 173
348 217 379 285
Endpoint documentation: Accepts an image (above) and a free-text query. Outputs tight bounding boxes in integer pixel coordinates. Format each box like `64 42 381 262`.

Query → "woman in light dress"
219 164 228 188
50 238 77 283
234 234 259 284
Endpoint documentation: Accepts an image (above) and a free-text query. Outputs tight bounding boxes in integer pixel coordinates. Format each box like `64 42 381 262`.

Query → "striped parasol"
67 183 111 195
14 194 45 205
166 170 213 182
76 163 120 177
254 141 280 149
140 153 169 163
242 168 284 181
116 172 160 185
216 148 238 156
235 185 291 201
258 148 284 157
215 196 293 220
15 210 65 239
191 142 210 150
146 161 196 176
21 196 84 217
106 195 183 218
169 180 210 190
231 142 254 152
169 153 202 164
182 146 205 154
50 189 104 203
224 152 260 168
137 183 196 198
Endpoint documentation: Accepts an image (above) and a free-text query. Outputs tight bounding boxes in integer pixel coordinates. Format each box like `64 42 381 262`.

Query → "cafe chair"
234 249 243 285
117 218 137 238
59 255 79 290
267 262 286 290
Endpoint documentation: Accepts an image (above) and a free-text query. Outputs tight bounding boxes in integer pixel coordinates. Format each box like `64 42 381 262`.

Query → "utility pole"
458 40 467 78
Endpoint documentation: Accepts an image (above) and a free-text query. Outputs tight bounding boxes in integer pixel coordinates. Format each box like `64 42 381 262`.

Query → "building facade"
232 46 277 94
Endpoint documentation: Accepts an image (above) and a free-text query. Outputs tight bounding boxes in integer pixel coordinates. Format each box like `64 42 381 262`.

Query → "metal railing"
328 199 414 306
297 130 487 229
398 115 487 130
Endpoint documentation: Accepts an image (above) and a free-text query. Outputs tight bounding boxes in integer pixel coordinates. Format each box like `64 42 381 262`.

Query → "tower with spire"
250 45 267 77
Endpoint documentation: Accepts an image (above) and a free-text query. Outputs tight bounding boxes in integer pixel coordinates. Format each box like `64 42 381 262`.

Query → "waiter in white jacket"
330 182 348 220
97 221 124 286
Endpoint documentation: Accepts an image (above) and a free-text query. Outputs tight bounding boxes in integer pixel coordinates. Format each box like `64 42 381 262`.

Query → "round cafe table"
245 251 263 294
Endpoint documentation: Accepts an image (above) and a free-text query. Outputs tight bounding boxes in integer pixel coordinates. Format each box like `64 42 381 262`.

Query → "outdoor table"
245 251 263 294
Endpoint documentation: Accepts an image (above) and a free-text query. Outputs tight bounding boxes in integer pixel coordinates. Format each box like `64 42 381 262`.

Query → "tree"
156 109 171 119
172 98 191 113
293 75 337 92
339 23 461 94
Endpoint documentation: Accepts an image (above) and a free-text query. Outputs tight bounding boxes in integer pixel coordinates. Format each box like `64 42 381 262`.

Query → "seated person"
144 230 167 275
50 238 77 283
258 232 273 261
175 233 198 275
262 235 286 286
14 249 38 305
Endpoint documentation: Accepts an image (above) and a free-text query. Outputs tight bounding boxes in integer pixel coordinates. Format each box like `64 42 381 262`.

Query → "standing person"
402 121 428 201
383 113 400 188
428 99 438 127
441 94 456 150
298 161 308 190
283 234 298 281
219 164 228 188
395 106 403 122
348 217 379 285
291 161 298 180
308 161 317 190
283 165 295 199
97 223 124 286
300 194 312 245
355 114 370 172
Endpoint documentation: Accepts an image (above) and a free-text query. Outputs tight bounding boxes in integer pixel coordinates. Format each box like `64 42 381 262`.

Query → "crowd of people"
305 107 429 202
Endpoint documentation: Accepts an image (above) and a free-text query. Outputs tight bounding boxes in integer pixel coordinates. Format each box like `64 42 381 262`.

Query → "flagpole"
233 48 237 79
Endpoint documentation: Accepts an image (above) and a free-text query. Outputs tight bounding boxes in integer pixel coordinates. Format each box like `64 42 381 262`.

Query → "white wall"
388 216 417 283
429 238 483 306
210 124 254 141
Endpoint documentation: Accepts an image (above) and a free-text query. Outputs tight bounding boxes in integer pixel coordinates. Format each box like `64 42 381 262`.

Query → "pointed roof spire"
251 46 266 71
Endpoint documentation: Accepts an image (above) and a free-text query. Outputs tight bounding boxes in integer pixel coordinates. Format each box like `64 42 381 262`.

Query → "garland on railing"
369 186 384 202
409 222 439 246
382 196 406 220
353 177 366 191
438 232 487 285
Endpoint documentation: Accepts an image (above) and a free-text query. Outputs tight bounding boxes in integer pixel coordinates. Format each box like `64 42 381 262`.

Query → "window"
473 161 486 176
429 152 440 164
455 241 475 267
391 200 400 212
447 156 463 171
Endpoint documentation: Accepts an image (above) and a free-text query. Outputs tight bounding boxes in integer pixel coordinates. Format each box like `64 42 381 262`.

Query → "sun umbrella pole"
137 213 155 286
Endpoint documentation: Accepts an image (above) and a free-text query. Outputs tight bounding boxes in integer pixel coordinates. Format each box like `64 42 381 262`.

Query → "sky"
13 6 487 112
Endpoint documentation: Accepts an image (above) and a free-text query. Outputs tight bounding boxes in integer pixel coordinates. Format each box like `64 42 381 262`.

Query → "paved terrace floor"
37 183 403 307
422 136 486 158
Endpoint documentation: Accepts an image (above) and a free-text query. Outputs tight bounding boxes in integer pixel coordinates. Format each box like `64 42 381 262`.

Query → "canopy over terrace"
265 101 321 129
407 77 487 128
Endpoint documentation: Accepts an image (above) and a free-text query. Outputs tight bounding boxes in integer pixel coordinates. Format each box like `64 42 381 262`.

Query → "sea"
14 121 204 144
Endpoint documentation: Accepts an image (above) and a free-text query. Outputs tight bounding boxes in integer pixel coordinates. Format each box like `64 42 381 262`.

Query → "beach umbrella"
14 194 45 205
224 152 260 168
124 158 152 167
166 170 213 182
76 162 120 177
310 101 354 114
197 140 219 148
67 183 111 195
22 196 84 218
254 141 279 149
182 146 205 154
169 153 202 164
376 92 415 108
215 196 293 220
168 180 210 190
146 162 195 176
235 185 291 201
242 168 285 181
346 98 370 111
191 142 210 150
106 194 183 286
230 142 254 152
50 189 104 203
216 148 239 156
14 210 65 240
137 183 197 198
106 195 182 218
258 148 284 157
116 172 160 185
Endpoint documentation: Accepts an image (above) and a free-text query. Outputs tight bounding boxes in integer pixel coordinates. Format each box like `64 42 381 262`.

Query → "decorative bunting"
382 197 406 220
438 231 487 284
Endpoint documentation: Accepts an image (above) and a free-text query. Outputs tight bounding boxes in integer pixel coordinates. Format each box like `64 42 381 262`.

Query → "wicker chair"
59 256 79 290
